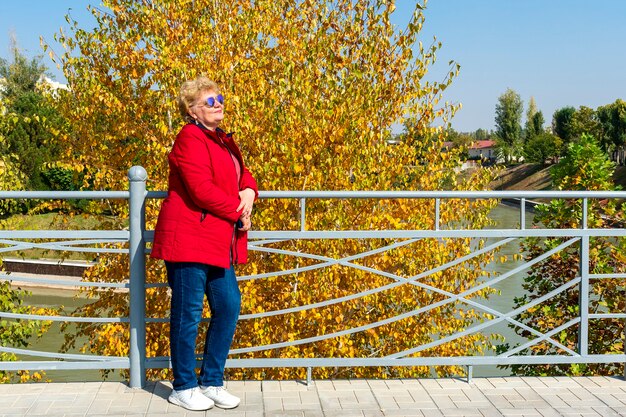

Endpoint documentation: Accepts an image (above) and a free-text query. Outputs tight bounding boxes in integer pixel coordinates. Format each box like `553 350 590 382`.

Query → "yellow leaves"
51 0 502 381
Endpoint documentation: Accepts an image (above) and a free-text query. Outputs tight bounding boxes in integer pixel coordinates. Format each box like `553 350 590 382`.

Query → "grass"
1 212 105 230
0 212 127 261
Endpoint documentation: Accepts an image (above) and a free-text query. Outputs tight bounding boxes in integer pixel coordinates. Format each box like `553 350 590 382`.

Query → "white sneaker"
200 385 240 409
168 387 214 411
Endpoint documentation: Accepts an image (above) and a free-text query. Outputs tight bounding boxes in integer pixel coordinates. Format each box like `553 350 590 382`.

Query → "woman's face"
189 90 224 130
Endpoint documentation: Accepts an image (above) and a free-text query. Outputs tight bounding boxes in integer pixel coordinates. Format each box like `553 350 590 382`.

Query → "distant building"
468 140 497 161
40 76 69 92
0 76 68 95
442 139 499 169
443 140 497 160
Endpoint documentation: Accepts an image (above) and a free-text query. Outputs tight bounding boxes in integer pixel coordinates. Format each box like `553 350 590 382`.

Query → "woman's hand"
237 216 252 231
237 188 255 218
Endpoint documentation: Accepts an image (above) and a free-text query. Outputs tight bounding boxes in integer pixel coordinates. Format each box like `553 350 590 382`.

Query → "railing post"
578 198 589 358
300 198 306 231
128 166 147 388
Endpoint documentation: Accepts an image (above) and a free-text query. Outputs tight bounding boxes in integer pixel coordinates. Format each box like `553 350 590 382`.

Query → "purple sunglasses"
203 94 224 108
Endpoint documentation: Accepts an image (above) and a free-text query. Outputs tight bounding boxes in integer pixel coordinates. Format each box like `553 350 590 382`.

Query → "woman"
151 76 257 411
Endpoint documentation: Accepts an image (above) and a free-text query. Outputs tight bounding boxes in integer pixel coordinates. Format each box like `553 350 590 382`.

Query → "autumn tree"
51 0 499 380
500 134 625 376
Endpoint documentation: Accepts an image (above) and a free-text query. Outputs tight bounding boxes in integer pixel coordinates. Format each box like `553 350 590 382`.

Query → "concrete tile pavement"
1 376 626 417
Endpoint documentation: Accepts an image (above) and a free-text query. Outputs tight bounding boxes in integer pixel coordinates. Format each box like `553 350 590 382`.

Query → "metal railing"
1 166 625 388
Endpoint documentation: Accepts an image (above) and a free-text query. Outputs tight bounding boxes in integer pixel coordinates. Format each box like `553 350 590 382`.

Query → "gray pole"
578 199 589 359
128 166 147 388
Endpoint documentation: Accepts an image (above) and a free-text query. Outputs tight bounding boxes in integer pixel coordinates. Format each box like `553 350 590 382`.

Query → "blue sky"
2 1 625 132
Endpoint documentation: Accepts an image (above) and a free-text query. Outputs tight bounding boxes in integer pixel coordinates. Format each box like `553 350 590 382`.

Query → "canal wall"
1 258 93 290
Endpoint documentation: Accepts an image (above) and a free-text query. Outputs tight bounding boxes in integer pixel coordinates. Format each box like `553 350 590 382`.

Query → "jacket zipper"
220 134 242 265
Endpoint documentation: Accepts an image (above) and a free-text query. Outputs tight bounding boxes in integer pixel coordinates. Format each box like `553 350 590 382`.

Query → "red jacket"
151 124 258 268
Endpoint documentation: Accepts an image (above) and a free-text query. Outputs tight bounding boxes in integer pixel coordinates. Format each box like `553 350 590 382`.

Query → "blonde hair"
177 76 220 120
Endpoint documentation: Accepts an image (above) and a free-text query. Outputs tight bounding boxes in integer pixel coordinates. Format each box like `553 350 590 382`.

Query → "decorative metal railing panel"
1 167 625 388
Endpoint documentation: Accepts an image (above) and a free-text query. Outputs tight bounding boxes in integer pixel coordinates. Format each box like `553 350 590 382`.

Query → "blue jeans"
166 262 241 391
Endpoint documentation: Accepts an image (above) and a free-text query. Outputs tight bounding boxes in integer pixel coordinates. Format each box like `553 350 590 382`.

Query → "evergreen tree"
524 96 538 140
0 45 65 190
570 106 601 140
472 128 493 141
523 131 560 164
552 106 576 144
494 88 523 163
596 99 626 153
531 111 545 137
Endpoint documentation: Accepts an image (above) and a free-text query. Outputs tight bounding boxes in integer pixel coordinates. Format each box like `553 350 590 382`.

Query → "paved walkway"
2 376 626 417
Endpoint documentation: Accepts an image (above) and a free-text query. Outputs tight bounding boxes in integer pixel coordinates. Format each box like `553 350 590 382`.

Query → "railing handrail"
2 189 625 200
254 190 626 199
0 191 129 199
